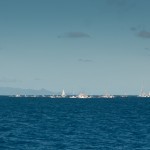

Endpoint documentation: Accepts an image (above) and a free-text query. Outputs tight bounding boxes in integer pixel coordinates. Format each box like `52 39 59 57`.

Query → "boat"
101 95 114 98
138 87 150 97
78 93 89 98
101 92 114 98
69 95 77 98
61 89 66 98
139 90 150 97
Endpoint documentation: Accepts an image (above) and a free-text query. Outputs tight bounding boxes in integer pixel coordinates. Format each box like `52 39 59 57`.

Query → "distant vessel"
139 89 150 97
101 92 114 98
78 93 88 98
15 94 21 97
101 95 114 98
61 89 66 98
70 95 76 98
139 88 146 97
50 95 55 98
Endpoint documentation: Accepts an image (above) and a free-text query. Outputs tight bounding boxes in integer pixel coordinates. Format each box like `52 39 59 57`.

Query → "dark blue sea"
0 96 150 150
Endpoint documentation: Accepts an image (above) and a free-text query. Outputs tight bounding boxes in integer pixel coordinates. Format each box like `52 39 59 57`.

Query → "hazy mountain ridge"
0 87 54 95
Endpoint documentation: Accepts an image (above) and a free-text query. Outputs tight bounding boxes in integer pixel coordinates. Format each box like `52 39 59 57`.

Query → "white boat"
50 95 55 98
101 95 114 98
61 89 66 98
139 91 150 97
101 92 114 98
15 94 21 97
78 93 88 98
69 95 77 98
139 88 150 97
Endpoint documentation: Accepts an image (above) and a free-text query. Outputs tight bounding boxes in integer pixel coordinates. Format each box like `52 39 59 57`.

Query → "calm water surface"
0 97 150 150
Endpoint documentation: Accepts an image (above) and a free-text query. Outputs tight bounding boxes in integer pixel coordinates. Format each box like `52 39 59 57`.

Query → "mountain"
0 87 54 95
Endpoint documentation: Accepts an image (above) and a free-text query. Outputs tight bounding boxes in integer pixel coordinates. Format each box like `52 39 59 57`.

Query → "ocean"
0 96 150 150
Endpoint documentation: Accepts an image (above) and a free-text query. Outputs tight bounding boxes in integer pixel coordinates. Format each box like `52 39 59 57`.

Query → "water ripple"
0 97 150 149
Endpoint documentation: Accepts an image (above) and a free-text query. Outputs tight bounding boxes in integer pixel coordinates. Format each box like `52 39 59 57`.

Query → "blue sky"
0 0 150 94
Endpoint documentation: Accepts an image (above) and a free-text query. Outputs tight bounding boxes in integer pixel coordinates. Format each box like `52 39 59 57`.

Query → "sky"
0 0 150 95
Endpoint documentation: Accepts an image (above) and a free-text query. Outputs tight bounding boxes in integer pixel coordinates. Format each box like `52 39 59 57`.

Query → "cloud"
145 48 150 50
0 77 19 83
78 58 93 63
58 32 90 38
106 0 136 11
130 27 137 31
138 31 150 39
130 26 150 39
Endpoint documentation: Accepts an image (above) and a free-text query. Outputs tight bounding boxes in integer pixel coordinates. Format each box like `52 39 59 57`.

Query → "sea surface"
0 96 150 150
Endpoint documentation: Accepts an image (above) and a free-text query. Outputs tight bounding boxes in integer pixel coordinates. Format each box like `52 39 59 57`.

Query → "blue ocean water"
0 97 150 150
